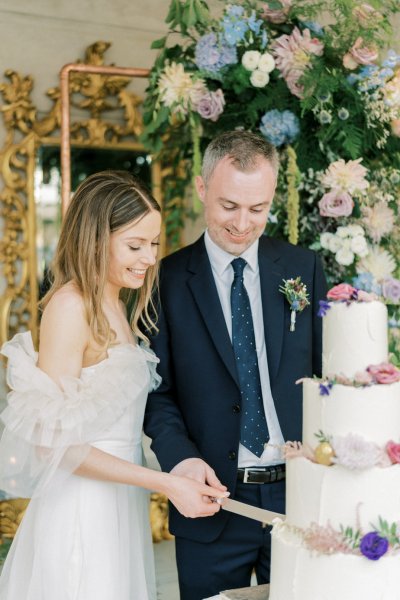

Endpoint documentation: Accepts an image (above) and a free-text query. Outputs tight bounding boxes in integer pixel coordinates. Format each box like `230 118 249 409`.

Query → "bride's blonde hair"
41 170 160 347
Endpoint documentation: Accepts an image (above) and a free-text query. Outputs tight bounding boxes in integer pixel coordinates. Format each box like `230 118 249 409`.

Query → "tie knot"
231 257 247 279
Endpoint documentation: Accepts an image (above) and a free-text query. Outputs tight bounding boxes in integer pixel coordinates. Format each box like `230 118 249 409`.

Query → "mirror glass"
34 145 153 298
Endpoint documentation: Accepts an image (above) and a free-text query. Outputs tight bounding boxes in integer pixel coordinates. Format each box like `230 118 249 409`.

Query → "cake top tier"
321 284 388 378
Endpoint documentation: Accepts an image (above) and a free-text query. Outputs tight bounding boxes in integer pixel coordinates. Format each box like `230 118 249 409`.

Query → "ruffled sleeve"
139 342 162 393
0 332 154 498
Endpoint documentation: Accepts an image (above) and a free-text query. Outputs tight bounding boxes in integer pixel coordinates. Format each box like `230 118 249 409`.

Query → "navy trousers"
175 478 285 600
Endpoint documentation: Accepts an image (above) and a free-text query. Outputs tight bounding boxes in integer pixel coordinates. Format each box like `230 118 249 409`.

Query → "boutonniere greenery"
279 277 310 332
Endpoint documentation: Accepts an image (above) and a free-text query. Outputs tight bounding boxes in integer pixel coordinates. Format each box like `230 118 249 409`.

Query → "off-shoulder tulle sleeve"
0 332 160 498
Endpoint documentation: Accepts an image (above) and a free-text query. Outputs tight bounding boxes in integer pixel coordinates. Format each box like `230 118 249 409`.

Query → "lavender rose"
318 191 354 217
195 89 225 122
382 277 400 304
360 532 389 560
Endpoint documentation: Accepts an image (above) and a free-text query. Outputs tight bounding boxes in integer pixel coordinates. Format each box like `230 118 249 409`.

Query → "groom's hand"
170 458 226 491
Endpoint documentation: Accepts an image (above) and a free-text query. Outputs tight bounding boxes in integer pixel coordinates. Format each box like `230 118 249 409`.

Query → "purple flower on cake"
360 532 389 560
319 381 333 396
317 300 331 317
327 283 357 301
386 440 400 464
332 434 382 469
382 277 400 304
367 362 400 384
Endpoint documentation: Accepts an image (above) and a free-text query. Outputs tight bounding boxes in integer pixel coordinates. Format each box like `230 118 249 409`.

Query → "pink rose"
386 440 400 464
195 89 225 122
327 283 357 301
318 191 354 218
352 4 383 27
343 37 378 71
335 374 352 385
367 363 400 384
354 370 374 385
357 290 379 302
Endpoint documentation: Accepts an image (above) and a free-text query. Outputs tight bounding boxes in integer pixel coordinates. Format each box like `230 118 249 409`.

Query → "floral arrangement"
279 276 310 330
284 432 400 468
142 0 400 358
273 516 400 560
313 361 400 394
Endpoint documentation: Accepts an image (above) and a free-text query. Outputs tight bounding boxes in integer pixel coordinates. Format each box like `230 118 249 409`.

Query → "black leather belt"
237 464 286 484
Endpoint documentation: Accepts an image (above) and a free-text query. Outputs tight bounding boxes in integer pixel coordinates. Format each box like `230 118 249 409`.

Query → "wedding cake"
269 283 400 600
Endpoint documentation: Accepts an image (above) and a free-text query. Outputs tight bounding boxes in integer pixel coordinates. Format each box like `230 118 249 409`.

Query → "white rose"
328 235 343 253
258 53 275 73
320 232 333 249
351 235 368 256
250 69 270 88
336 248 355 266
336 226 351 238
242 51 261 71
347 224 365 237
341 238 352 251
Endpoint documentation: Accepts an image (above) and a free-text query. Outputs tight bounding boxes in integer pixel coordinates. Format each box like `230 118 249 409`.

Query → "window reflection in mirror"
34 145 153 298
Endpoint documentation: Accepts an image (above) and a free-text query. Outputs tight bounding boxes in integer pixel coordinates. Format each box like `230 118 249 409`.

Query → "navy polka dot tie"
231 258 269 457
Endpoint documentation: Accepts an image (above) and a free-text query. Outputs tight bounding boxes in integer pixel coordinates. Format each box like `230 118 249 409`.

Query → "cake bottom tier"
269 524 400 600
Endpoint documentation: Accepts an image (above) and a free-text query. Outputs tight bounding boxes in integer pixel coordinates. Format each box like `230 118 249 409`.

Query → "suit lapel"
187 237 239 387
258 237 285 385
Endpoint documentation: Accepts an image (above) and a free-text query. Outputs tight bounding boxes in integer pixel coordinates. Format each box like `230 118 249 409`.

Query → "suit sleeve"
312 253 328 377
144 300 203 473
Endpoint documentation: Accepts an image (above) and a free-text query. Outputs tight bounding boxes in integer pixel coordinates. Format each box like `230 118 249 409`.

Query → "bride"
0 170 228 600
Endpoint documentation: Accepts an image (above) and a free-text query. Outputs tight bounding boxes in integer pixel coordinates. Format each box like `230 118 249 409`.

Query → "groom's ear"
195 175 206 203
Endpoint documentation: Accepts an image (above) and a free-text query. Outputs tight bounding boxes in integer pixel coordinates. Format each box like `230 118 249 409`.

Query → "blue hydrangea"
301 21 324 36
352 272 382 295
248 10 263 35
259 110 300 147
194 33 238 73
221 16 248 45
382 49 400 69
225 5 245 18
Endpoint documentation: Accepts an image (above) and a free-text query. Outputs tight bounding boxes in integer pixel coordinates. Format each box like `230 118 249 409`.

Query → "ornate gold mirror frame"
0 41 162 348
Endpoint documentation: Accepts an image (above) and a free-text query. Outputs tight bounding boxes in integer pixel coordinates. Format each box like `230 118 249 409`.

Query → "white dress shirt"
204 230 285 467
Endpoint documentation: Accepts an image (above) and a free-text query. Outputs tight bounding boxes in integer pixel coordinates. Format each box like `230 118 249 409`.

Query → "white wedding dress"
0 332 160 600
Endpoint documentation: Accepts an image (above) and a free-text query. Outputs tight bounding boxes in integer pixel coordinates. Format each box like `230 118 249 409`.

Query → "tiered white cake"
269 293 400 600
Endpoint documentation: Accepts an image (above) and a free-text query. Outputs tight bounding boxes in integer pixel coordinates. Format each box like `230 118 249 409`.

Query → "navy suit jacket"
144 234 327 542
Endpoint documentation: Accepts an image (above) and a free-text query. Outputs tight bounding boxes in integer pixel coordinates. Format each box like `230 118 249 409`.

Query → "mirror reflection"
34 145 154 298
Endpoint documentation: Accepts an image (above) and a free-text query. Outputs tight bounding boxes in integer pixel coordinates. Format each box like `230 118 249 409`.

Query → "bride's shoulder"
41 283 88 336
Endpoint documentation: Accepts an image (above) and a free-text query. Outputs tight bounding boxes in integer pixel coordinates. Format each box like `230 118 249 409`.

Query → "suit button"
228 451 236 460
232 404 241 414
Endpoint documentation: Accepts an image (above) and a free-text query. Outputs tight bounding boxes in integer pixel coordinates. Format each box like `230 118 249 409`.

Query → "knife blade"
218 498 285 525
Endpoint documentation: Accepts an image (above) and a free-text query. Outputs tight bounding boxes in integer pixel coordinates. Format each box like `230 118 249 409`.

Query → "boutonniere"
279 277 310 332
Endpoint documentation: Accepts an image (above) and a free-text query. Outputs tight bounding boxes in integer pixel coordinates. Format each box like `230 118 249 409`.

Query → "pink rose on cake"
367 362 400 384
326 283 357 301
386 441 400 464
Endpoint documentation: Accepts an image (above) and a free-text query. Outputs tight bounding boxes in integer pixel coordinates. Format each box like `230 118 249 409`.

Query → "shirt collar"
204 230 259 277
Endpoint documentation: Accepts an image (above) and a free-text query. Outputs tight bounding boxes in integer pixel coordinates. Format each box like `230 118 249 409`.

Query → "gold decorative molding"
0 42 161 347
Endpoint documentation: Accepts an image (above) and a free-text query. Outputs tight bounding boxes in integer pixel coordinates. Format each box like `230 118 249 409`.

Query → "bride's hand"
165 475 230 518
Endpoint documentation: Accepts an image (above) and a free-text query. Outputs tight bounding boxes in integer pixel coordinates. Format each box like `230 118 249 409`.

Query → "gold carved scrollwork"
0 41 155 347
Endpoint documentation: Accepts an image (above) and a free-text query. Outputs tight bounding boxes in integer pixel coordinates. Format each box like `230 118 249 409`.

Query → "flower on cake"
386 441 400 464
359 531 389 561
304 522 350 555
326 283 357 301
332 434 384 470
367 362 400 384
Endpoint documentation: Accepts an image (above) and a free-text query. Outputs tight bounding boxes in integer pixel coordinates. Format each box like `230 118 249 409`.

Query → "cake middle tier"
286 457 400 530
303 378 400 446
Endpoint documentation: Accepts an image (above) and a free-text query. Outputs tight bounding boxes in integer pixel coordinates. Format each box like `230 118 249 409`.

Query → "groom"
145 131 326 599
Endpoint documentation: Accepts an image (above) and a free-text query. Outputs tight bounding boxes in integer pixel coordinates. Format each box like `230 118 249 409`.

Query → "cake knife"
218 498 285 525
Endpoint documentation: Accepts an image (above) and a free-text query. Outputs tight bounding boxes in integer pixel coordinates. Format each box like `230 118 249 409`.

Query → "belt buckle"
243 467 266 484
